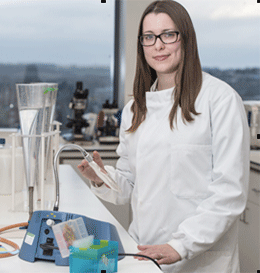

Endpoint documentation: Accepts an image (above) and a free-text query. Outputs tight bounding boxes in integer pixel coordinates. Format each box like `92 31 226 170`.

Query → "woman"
78 1 250 272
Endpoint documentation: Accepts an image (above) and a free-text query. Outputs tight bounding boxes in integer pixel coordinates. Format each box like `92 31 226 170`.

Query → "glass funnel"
16 83 58 190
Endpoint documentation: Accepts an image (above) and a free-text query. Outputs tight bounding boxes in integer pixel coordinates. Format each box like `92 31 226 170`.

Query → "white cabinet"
239 155 260 273
239 201 260 272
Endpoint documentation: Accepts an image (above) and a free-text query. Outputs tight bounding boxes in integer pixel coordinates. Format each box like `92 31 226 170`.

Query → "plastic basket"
69 239 118 273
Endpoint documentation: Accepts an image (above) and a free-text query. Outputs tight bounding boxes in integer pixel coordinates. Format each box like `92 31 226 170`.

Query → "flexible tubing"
0 222 28 258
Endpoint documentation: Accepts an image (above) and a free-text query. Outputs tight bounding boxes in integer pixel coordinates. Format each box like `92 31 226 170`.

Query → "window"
0 0 116 132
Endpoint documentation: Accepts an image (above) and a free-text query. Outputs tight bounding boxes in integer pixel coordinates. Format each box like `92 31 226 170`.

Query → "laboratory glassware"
16 83 58 219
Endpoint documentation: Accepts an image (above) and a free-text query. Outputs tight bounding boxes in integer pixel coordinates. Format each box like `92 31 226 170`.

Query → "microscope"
63 82 91 142
97 100 120 145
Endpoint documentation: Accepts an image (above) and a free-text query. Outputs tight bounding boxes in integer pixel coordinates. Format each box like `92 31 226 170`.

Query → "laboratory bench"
0 165 162 273
2 138 258 272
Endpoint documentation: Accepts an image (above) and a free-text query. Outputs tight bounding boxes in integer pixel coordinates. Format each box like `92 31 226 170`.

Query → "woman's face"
142 12 182 78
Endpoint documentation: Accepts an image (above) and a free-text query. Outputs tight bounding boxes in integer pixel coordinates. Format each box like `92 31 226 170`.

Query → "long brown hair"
126 0 202 133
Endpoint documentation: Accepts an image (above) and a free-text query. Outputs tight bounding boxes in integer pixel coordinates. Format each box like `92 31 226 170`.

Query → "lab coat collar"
147 79 175 106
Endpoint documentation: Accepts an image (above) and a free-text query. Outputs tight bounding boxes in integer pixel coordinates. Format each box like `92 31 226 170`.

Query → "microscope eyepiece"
76 81 83 90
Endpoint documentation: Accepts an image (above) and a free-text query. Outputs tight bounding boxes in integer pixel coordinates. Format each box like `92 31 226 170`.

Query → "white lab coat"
91 72 250 273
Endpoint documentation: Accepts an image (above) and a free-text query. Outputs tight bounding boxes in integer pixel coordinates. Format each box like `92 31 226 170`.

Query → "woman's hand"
134 244 181 265
77 151 110 188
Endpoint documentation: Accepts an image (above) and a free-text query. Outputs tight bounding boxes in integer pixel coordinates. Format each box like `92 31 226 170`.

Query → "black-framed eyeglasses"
139 31 179 46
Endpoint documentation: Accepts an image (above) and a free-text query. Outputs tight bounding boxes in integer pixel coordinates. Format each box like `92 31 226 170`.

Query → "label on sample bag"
24 232 35 245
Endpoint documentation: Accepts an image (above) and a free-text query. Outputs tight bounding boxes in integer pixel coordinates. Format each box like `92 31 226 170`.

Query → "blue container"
69 239 118 273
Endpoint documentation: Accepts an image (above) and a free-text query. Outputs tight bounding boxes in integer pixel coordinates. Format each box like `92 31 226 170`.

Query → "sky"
0 0 259 69
178 0 260 68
